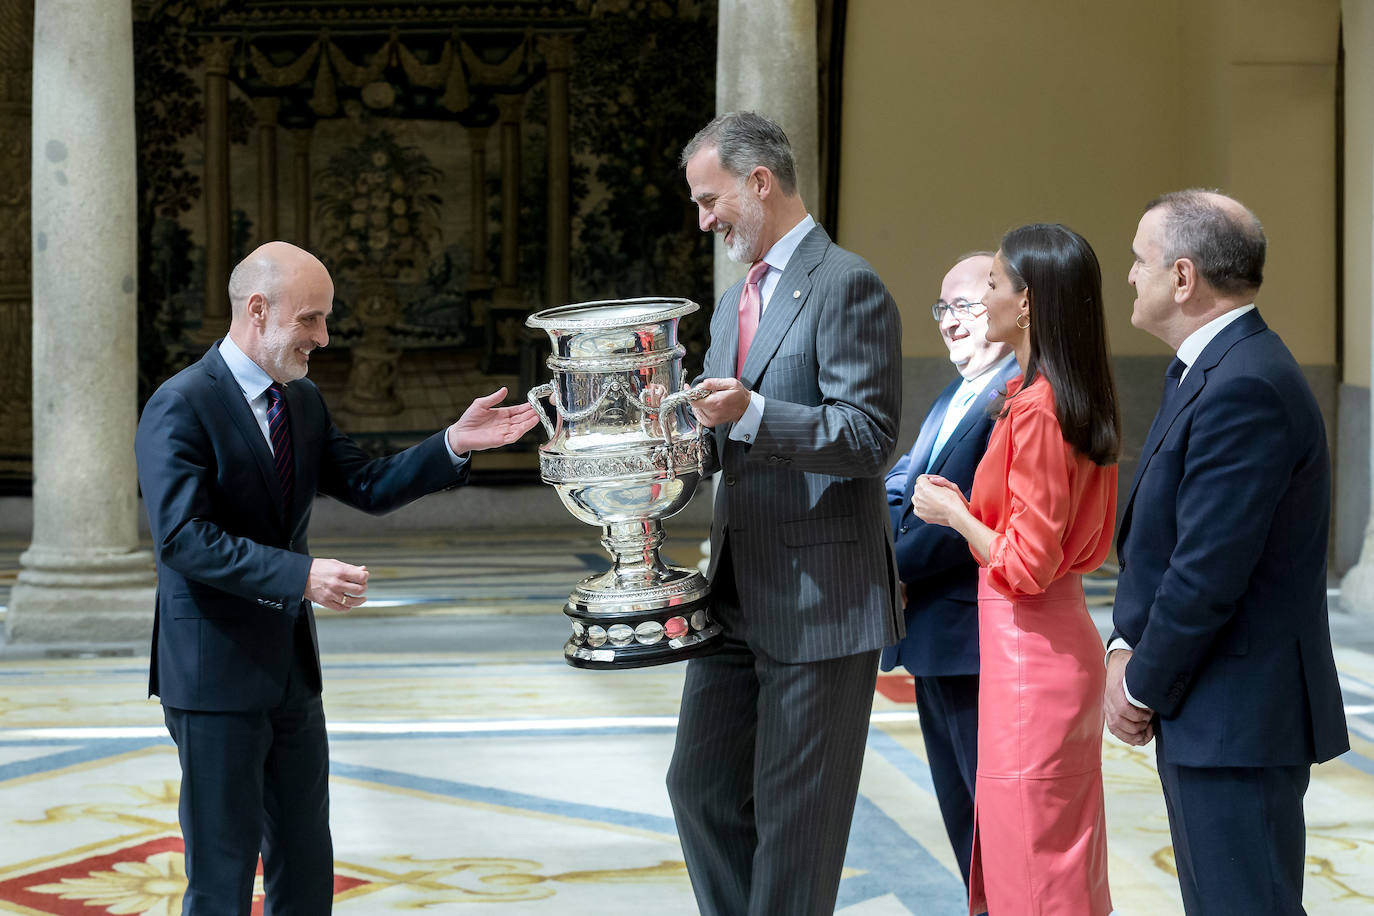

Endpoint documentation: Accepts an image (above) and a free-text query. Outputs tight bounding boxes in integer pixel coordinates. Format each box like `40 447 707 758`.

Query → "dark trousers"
666 551 880 916
1156 728 1311 915
914 673 979 887
164 649 333 916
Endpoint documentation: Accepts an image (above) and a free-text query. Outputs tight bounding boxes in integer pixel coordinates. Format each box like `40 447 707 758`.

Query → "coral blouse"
970 374 1117 598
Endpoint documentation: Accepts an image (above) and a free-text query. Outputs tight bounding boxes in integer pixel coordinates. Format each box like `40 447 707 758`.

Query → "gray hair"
680 111 798 195
227 250 285 317
1146 189 1266 294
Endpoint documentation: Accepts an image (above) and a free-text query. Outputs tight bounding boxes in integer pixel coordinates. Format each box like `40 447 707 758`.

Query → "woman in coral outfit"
912 223 1121 916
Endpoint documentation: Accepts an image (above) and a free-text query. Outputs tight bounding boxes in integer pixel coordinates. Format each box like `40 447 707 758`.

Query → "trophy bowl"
526 297 723 669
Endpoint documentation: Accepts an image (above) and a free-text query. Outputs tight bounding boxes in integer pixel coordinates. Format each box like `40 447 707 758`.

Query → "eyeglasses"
931 299 987 321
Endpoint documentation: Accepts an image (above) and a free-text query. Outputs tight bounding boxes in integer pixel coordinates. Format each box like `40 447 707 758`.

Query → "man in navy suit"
1106 191 1348 915
880 251 1016 888
134 242 538 915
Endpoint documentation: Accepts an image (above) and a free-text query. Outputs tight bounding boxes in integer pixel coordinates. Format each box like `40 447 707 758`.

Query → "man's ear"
750 165 775 201
245 292 270 326
1171 258 1198 304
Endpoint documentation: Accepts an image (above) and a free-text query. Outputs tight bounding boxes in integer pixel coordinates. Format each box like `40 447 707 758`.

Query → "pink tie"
736 260 769 377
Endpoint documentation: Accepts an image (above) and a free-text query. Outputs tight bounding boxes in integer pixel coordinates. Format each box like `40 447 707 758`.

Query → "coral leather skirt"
967 570 1111 916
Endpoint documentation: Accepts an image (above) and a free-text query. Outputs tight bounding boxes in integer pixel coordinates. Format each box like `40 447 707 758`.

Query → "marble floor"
0 530 1372 914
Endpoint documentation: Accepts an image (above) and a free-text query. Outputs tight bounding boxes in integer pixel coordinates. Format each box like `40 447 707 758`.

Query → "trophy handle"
527 383 556 438
655 386 708 481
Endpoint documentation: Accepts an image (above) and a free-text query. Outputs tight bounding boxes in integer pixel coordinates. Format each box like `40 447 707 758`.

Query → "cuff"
1106 638 1150 710
729 391 765 444
443 431 471 468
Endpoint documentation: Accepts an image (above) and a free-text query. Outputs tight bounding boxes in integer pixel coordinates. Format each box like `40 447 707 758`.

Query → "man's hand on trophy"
447 387 541 455
689 377 750 427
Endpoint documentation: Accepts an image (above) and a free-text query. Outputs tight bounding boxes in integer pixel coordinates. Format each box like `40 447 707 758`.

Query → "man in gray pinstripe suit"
665 111 904 915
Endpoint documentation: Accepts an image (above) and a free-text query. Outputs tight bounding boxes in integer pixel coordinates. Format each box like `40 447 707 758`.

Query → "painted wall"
838 0 1341 366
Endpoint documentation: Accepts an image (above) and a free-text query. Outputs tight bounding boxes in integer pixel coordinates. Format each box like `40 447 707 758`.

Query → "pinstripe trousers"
666 552 880 916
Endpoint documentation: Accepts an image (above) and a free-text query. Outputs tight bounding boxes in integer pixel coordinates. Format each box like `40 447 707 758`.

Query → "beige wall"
1346 0 1374 386
839 0 1341 365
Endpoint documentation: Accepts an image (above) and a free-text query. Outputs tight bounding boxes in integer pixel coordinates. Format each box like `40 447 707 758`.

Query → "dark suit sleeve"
752 266 902 477
1126 373 1301 716
136 386 312 608
313 418 467 514
885 452 912 515
894 491 983 586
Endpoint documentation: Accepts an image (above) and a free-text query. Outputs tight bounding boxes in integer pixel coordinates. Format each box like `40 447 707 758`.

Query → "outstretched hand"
447 387 541 454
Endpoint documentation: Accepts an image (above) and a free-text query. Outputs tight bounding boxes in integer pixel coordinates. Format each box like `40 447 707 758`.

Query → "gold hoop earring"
1016 313 1030 330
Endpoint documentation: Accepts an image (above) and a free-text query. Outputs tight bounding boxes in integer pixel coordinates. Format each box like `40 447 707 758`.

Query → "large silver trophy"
526 298 722 669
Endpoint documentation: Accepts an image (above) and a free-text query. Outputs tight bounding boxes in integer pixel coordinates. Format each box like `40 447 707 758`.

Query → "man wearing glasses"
880 251 1017 888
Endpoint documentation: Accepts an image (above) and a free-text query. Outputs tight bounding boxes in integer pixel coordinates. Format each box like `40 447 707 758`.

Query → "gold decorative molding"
537 34 575 72
200 37 235 75
0 0 31 474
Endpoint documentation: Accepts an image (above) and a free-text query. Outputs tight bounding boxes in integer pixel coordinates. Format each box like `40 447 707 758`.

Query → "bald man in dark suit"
135 241 537 915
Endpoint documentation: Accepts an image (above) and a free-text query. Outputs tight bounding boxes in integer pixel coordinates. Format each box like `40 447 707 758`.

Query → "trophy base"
562 569 723 670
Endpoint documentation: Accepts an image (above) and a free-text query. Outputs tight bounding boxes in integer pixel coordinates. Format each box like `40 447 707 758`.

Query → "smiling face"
241 249 333 383
937 254 1011 379
685 146 768 264
983 251 1030 356
259 285 331 383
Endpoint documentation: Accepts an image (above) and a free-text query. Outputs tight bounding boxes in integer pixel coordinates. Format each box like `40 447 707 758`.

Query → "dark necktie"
1161 356 1187 412
266 384 294 508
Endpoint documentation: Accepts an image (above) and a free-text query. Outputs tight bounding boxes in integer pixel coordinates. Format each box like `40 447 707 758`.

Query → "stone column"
191 38 234 346
493 93 524 307
468 125 491 293
253 97 280 242
701 0 822 565
0 0 33 481
1340 0 1374 619
9 0 154 643
713 0 819 299
540 35 573 308
290 127 311 245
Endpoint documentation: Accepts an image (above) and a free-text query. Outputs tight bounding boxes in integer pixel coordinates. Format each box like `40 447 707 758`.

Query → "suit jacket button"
899 524 908 534
725 474 737 486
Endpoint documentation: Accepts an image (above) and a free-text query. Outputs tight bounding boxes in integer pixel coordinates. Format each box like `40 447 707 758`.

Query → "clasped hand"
1104 649 1155 746
910 474 969 528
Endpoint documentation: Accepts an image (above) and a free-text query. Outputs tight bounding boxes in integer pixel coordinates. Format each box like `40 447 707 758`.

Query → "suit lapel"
738 225 830 388
902 382 958 504
1119 309 1269 544
926 359 1019 477
204 344 289 523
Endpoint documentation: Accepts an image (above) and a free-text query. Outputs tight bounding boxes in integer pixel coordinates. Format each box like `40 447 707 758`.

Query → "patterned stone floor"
0 531 1372 914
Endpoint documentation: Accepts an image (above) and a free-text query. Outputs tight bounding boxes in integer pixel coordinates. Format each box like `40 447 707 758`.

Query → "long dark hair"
1000 223 1121 466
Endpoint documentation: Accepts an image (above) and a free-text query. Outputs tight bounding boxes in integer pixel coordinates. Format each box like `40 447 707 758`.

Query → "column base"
5 546 156 643
1340 562 1374 619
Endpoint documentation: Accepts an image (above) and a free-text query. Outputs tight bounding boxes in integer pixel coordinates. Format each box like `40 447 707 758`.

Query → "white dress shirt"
218 336 467 466
926 355 1017 470
1110 303 1255 708
729 214 818 444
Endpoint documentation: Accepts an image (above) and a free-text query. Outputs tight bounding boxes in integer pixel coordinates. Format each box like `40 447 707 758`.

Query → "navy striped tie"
265 384 294 508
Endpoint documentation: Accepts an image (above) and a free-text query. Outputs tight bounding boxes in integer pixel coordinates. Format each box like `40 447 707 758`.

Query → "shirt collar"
759 213 816 274
1176 304 1255 369
218 335 276 402
961 353 1017 393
